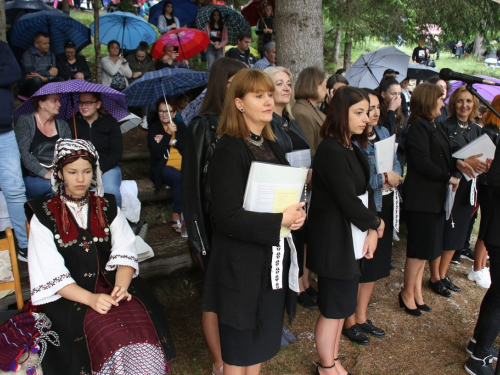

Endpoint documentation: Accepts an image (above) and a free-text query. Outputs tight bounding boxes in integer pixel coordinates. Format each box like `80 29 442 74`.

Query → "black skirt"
218 245 289 366
361 193 394 283
406 210 445 261
478 183 490 240
443 178 474 250
317 270 360 319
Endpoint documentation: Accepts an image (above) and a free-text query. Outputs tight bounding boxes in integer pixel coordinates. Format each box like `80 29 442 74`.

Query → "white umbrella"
345 46 410 89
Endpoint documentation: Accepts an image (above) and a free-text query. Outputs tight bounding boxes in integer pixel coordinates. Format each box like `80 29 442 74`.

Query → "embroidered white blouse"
28 205 139 306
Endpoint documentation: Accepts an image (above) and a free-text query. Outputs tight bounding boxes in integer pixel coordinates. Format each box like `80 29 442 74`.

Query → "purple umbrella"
446 75 500 104
14 81 130 123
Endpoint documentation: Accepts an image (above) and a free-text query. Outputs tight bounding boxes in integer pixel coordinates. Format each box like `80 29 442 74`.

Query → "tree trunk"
93 0 101 83
62 0 70 14
275 0 324 81
472 34 485 59
333 25 342 64
343 34 352 69
0 0 6 42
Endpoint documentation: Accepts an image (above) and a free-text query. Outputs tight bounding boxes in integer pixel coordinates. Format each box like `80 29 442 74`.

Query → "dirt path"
149 230 496 375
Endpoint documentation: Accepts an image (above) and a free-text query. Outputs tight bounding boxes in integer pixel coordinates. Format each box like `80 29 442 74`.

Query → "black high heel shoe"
334 358 353 375
398 292 422 316
415 301 432 312
315 362 335 375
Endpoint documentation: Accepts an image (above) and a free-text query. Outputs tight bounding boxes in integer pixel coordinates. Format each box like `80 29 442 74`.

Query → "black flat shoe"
428 279 452 297
315 362 335 375
398 292 421 316
415 301 432 312
297 291 318 310
305 285 318 297
342 325 370 345
442 275 461 292
357 319 386 337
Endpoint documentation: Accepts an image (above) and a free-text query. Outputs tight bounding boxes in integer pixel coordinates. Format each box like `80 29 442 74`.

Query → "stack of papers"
452 134 497 181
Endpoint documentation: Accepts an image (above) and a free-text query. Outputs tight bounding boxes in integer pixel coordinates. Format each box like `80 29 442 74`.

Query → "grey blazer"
14 114 71 177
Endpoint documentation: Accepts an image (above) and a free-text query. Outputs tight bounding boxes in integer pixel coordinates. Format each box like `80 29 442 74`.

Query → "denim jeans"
206 44 223 71
473 244 500 358
102 165 122 208
24 175 53 201
161 166 181 214
0 131 28 248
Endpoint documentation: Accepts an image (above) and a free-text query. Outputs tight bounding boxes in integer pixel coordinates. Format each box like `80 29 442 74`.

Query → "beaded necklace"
248 131 264 147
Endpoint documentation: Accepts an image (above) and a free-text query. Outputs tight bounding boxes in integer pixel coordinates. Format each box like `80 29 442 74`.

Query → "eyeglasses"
159 109 175 115
78 101 97 107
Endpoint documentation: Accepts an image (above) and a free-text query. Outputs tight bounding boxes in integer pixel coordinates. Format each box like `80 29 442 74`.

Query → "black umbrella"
407 63 439 82
5 0 59 25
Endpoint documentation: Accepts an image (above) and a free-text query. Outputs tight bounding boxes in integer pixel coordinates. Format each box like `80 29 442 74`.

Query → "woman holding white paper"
401 83 459 316
202 69 306 375
307 86 384 375
430 86 485 298
264 66 318 310
343 89 403 345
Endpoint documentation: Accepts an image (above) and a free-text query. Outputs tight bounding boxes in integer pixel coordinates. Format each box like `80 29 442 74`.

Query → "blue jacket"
354 125 402 212
0 41 22 130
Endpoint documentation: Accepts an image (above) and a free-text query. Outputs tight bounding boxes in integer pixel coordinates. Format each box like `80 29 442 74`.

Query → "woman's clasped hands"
281 202 306 231
88 285 131 315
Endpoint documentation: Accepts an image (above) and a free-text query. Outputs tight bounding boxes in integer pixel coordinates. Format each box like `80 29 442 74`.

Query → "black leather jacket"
478 124 500 185
270 112 309 154
180 114 219 255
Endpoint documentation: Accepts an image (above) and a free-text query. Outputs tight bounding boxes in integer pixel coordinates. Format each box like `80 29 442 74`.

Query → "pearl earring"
240 108 244 113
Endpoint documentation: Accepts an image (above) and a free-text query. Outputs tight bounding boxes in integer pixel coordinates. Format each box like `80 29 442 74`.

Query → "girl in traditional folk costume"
25 138 175 375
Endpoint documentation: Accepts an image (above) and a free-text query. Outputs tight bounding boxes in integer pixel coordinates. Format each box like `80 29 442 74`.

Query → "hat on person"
64 41 76 49
383 68 400 76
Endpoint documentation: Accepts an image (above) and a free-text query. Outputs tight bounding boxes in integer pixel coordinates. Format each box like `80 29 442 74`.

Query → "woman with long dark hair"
308 86 384 375
343 89 402 346
204 9 228 70
202 69 306 374
157 1 179 35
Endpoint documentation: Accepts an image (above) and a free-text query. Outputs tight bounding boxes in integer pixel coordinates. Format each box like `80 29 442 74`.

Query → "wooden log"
121 146 151 162
0 237 195 310
136 178 173 203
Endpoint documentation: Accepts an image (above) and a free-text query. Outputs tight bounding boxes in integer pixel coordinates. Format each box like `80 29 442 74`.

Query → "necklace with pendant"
248 132 264 147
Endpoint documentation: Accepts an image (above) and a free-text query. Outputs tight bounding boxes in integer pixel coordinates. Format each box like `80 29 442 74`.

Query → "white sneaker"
139 119 148 129
468 266 491 289
393 229 400 242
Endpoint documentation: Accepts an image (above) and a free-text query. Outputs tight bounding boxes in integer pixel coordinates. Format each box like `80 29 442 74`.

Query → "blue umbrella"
122 68 208 106
90 11 157 51
8 11 91 55
148 0 199 30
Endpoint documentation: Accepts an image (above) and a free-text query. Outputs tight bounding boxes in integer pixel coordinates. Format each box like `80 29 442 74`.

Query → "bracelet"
383 172 389 184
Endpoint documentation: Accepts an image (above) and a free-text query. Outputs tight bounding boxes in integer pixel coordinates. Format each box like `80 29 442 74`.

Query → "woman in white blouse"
25 138 175 375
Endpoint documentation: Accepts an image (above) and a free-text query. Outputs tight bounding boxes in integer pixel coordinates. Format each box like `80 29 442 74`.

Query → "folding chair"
0 227 24 310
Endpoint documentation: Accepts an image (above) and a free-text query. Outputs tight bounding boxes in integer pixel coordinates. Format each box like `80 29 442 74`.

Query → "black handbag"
29 141 55 177
110 72 127 91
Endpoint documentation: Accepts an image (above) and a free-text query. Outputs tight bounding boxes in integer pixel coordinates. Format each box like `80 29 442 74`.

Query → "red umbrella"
151 27 210 61
241 0 274 27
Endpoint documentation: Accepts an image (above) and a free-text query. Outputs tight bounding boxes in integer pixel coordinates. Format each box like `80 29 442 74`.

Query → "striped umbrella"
195 5 251 46
90 11 157 51
8 11 91 55
13 81 130 121
122 68 208 106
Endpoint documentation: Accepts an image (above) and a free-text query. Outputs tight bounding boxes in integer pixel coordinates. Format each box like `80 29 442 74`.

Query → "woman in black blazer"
401 83 459 316
466 144 500 374
307 86 384 375
201 69 306 374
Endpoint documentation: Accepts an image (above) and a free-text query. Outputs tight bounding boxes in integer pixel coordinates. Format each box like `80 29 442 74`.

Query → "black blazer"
56 54 91 81
403 118 452 213
482 145 500 248
147 118 186 190
306 137 377 280
202 135 286 330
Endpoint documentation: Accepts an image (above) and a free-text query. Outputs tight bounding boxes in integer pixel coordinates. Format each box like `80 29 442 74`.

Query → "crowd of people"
1 2 500 375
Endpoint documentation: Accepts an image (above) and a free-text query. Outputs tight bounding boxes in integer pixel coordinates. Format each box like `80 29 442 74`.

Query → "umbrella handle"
176 33 186 61
160 80 173 124
258 11 268 29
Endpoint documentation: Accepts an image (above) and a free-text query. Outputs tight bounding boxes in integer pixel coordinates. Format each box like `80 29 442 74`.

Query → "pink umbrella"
417 24 443 36
151 27 209 61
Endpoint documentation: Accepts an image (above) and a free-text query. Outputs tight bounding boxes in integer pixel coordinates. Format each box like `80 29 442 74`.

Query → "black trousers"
18 76 64 97
473 244 500 358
